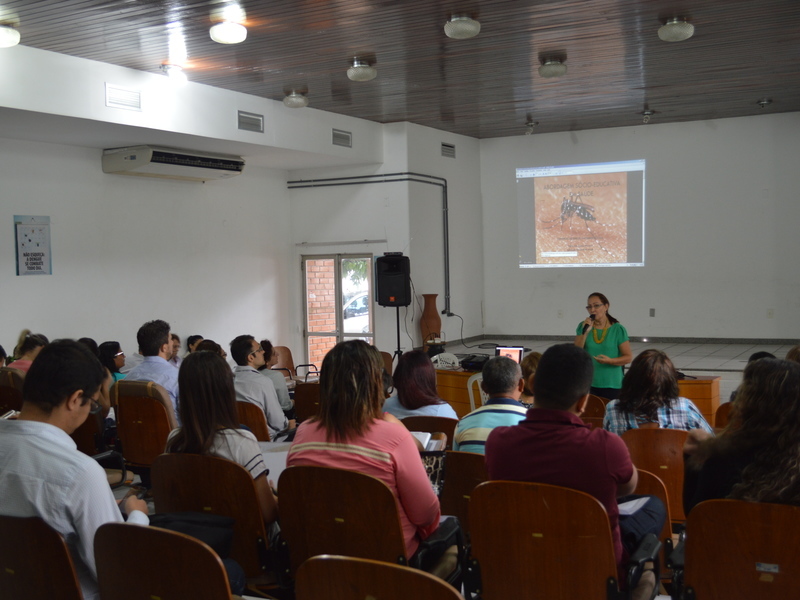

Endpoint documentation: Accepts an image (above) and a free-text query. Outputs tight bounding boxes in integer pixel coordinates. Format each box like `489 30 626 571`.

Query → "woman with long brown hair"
382 350 457 419
287 340 440 558
165 350 277 525
574 292 632 399
684 357 800 513
604 349 713 435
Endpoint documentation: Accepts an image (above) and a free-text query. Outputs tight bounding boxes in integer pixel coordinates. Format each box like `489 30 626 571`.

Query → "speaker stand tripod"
392 306 403 363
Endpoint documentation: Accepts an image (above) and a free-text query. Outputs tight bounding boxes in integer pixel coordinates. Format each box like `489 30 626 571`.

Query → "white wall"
480 112 800 340
0 137 294 356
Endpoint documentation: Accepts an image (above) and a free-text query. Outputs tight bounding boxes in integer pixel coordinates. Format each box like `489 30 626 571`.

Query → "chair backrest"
70 411 103 455
278 465 407 574
95 522 231 600
684 500 800 598
621 428 689 523
111 380 176 468
469 481 618 599
380 351 394 376
402 416 458 450
439 450 488 537
714 401 733 429
151 453 270 577
272 345 297 372
581 394 606 429
293 382 321 422
0 366 25 414
0 515 83 600
589 393 612 406
635 469 673 571
296 555 462 600
466 372 487 412
236 401 271 441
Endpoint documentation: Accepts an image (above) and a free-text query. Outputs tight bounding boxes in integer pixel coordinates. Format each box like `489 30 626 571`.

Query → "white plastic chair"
467 373 488 412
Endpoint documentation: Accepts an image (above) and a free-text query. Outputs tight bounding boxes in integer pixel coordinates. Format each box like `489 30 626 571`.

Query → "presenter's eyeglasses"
586 303 604 310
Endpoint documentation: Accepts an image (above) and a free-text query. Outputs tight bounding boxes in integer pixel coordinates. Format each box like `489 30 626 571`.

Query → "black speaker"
376 255 411 307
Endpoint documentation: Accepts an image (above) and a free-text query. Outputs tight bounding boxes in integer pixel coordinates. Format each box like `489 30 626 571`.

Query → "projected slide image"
534 172 627 265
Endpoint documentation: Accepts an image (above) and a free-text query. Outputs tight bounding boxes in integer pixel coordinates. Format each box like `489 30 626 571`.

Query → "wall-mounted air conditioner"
102 145 245 182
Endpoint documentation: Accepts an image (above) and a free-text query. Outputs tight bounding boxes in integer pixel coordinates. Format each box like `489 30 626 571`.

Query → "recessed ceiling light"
658 17 694 42
538 59 567 78
283 91 309 108
161 63 187 83
347 58 377 82
444 15 481 40
210 21 247 44
0 25 20 48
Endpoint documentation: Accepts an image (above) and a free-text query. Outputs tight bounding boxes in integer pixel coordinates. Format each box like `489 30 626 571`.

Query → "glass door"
302 254 373 366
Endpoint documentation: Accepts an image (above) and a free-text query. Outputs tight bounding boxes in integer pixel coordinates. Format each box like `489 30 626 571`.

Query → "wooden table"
436 369 478 418
678 376 721 425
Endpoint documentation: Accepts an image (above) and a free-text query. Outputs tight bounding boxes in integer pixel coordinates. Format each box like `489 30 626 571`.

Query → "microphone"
582 314 595 334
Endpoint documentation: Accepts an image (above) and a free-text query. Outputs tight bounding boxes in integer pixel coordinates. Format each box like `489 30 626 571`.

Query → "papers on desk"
618 497 650 516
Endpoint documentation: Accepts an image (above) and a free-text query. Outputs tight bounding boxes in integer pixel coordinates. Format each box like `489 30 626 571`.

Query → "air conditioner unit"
102 145 245 182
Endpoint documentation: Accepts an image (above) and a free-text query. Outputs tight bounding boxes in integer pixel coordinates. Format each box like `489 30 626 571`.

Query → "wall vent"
332 129 353 148
105 84 141 111
238 110 264 133
441 143 456 159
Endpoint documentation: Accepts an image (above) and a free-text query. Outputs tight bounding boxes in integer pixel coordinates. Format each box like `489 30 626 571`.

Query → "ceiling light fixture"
347 58 377 82
658 17 694 42
283 90 309 108
161 63 187 83
757 98 772 109
538 58 567 78
642 110 654 124
210 21 247 44
444 15 481 40
0 24 20 48
525 120 539 135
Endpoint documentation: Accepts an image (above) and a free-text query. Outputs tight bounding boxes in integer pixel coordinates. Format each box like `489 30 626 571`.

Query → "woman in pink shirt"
7 330 48 373
287 340 441 558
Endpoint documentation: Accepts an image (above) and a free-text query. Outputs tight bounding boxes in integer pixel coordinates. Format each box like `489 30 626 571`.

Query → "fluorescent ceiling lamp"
210 21 247 44
0 25 20 48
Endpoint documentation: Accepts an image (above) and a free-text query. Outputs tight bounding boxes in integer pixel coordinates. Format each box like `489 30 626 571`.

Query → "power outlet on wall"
649 308 656 317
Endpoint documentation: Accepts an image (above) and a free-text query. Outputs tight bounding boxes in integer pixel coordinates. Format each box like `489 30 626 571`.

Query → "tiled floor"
444 337 796 403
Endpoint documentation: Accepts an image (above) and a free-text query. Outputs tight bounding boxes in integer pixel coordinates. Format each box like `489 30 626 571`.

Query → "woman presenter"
575 292 632 400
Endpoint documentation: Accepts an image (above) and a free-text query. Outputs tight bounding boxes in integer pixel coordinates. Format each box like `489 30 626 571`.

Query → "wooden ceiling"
2 0 798 139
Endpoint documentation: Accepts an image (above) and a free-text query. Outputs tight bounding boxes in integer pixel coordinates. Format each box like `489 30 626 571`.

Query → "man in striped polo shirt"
453 356 528 454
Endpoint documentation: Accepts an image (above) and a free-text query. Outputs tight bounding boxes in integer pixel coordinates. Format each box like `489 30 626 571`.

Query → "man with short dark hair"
485 344 665 588
231 335 291 439
452 356 528 454
168 333 182 368
0 340 149 600
125 319 179 418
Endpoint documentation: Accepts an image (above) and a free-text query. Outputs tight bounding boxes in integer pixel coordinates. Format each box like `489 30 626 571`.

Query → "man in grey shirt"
230 335 293 440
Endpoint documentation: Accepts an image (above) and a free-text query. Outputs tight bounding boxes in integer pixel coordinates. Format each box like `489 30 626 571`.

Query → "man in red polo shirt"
485 343 664 590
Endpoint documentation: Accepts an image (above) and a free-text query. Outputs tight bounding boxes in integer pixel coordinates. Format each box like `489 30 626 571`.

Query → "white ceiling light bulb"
444 15 481 40
283 91 309 108
161 63 188 84
210 21 247 44
658 17 695 42
0 25 21 48
538 58 567 78
347 58 377 82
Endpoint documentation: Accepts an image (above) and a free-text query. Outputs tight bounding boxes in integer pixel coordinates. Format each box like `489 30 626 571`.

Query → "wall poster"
15 215 52 276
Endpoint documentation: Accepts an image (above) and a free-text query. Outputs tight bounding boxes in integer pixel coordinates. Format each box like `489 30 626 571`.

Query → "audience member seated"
125 319 180 421
485 344 665 590
231 335 291 440
195 338 227 359
728 351 776 402
168 333 182 368
786 345 800 365
0 340 149 600
7 329 48 373
684 357 800 514
185 334 204 357
119 347 144 374
0 343 7 366
98 341 127 384
604 349 713 435
78 337 99 356
519 351 542 407
259 339 294 418
165 350 278 526
287 340 441 558
452 356 528 454
383 350 458 420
